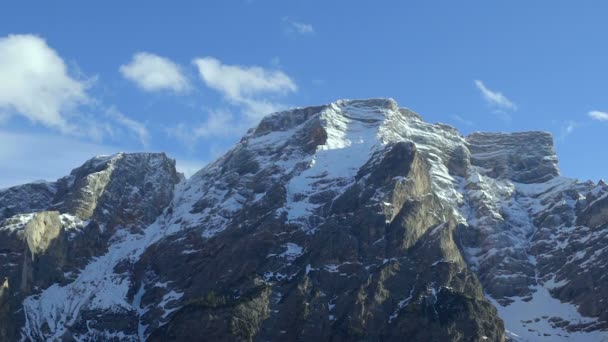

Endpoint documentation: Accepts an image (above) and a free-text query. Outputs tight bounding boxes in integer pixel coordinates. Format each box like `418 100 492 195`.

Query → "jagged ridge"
0 99 606 341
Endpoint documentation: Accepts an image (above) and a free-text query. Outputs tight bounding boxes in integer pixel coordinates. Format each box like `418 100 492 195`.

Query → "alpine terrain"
1 99 607 342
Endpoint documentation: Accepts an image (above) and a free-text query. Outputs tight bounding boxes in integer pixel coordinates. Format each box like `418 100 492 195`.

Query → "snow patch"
488 286 608 341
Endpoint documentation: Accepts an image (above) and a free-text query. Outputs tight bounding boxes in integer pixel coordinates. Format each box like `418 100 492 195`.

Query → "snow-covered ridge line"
4 98 607 340
179 98 578 239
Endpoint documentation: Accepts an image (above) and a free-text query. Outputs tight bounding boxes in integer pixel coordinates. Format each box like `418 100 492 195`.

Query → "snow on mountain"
0 98 606 341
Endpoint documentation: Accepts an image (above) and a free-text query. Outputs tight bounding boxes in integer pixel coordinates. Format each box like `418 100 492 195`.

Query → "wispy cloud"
493 110 513 123
106 107 149 147
282 17 315 35
474 80 517 111
120 52 190 93
450 114 474 127
168 109 248 146
589 110 608 121
558 120 580 141
565 121 576 134
291 22 314 34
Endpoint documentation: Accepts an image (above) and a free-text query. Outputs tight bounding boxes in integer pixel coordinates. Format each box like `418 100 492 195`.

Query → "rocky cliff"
0 99 606 341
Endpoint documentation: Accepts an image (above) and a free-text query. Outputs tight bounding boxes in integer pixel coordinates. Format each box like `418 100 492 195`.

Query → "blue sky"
1 1 607 188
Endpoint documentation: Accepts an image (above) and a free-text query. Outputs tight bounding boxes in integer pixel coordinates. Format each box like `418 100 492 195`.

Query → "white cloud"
0 34 147 147
120 52 190 93
193 57 296 101
0 34 90 133
192 56 296 119
168 57 298 152
474 80 517 111
589 110 608 121
283 17 315 34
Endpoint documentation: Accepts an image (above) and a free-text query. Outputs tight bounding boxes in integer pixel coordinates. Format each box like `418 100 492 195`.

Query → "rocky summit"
0 99 607 342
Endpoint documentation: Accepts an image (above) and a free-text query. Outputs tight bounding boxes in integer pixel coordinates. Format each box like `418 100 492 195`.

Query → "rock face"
467 132 560 184
0 99 606 341
0 153 180 341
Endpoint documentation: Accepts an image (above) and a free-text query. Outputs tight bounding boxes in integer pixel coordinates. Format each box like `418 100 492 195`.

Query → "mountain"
1 99 607 341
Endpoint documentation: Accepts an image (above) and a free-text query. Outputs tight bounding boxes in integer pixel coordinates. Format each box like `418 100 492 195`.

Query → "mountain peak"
1 99 607 341
251 98 398 136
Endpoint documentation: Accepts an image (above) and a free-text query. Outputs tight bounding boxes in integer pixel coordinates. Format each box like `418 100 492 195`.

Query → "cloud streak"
282 18 315 35
106 107 149 147
474 80 517 111
558 120 580 141
120 52 190 93
589 110 608 121
290 21 314 34
168 109 247 145
450 114 474 127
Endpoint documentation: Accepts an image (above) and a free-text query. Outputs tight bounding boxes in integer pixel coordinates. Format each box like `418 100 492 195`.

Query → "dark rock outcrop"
0 153 180 341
